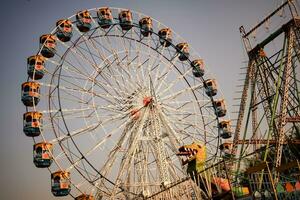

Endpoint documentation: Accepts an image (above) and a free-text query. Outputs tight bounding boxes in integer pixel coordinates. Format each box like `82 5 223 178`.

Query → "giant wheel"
21 7 231 199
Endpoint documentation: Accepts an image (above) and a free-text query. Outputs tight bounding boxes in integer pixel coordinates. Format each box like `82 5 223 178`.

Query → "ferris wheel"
21 7 232 199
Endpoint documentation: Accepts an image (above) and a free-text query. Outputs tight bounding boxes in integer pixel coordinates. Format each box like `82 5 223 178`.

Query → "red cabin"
27 55 45 80
21 81 40 107
158 28 172 47
51 171 71 196
56 19 73 42
33 142 53 168
40 34 56 58
119 10 133 31
23 111 43 137
176 43 189 61
139 17 153 37
97 7 113 29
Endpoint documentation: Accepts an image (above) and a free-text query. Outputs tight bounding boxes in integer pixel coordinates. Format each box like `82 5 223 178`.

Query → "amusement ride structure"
21 1 300 200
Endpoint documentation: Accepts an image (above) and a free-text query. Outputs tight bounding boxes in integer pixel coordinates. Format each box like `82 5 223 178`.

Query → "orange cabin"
56 19 73 42
191 59 205 77
76 10 92 32
27 55 45 80
51 171 71 196
139 17 153 37
213 99 227 117
119 10 133 30
218 120 232 139
40 34 56 58
219 142 234 158
158 28 172 47
23 111 43 137
33 142 53 168
21 81 40 107
204 79 217 97
176 43 189 61
75 194 95 200
97 7 113 29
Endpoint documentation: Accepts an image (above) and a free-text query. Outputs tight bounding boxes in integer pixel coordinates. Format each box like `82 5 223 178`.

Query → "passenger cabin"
40 34 56 58
139 17 153 37
191 59 205 77
218 120 232 139
219 142 234 159
213 99 227 117
158 28 172 47
21 81 40 107
176 43 189 61
23 111 43 137
75 194 95 200
97 7 113 29
33 142 53 168
56 19 73 42
27 55 45 80
51 171 71 196
204 79 217 97
76 10 92 32
119 10 133 31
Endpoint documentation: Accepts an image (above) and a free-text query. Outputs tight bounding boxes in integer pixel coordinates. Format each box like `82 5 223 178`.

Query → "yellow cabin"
21 81 40 107
97 7 113 29
51 171 71 196
204 79 217 97
213 99 227 117
40 34 56 58
158 28 172 47
75 194 95 200
33 142 53 168
119 10 133 31
56 19 73 42
191 59 205 77
76 10 92 32
176 43 189 61
23 111 43 137
139 17 153 37
27 55 45 80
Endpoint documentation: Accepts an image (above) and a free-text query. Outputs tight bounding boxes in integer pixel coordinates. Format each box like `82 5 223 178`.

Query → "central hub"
143 96 153 107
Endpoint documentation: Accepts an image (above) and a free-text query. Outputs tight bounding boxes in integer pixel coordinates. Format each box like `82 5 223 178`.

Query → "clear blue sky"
0 0 278 199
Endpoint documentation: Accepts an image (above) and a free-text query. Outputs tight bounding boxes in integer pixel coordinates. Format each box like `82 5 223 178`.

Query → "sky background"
0 0 282 199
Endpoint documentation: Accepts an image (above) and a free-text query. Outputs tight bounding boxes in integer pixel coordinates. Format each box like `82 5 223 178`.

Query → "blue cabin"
23 111 43 137
40 34 56 58
218 120 232 139
158 28 172 47
75 194 95 200
51 171 71 196
204 79 217 97
119 10 133 31
56 19 73 42
139 17 153 37
191 59 205 77
21 81 40 107
33 142 53 168
27 55 45 80
97 7 113 29
176 43 189 61
213 99 227 117
76 10 92 32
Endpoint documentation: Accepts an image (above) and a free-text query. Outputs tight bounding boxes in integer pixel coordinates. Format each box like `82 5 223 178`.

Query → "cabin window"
54 176 60 184
26 115 32 122
36 147 43 156
24 85 30 92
